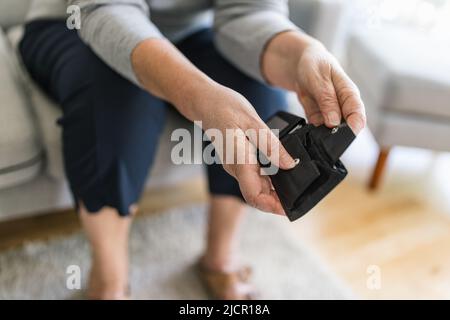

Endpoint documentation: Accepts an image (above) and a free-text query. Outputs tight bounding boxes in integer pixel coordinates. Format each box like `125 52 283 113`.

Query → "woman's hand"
197 84 296 215
262 31 366 134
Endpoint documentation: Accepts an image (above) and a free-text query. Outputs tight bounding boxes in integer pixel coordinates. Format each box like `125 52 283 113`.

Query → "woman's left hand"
262 31 366 134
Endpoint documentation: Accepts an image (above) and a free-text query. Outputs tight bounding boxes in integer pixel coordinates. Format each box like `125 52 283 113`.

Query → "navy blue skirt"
19 20 288 216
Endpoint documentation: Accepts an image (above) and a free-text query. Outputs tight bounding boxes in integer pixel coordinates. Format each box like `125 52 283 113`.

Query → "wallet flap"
324 123 355 163
310 123 356 164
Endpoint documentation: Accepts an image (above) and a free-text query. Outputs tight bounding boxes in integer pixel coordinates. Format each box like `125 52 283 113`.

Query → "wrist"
171 74 221 121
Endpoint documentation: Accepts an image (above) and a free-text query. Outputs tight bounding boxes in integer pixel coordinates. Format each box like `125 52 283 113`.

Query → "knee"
59 48 167 131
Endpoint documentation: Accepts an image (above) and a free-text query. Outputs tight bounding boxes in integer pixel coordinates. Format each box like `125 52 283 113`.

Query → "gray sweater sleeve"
69 0 163 86
70 0 299 86
214 0 299 82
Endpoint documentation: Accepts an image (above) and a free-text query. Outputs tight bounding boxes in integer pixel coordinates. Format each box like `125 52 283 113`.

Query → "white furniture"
346 28 450 189
289 0 346 56
0 0 345 221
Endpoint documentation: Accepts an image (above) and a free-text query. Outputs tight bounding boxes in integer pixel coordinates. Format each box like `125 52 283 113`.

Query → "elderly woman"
20 0 365 299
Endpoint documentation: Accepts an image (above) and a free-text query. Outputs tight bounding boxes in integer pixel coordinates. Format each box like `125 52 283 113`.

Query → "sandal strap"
197 262 257 300
236 266 252 282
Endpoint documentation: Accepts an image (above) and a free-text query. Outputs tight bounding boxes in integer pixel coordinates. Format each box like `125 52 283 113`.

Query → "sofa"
0 0 345 222
346 27 450 189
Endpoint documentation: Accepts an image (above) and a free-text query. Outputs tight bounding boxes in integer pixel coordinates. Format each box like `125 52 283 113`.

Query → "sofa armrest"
0 27 42 189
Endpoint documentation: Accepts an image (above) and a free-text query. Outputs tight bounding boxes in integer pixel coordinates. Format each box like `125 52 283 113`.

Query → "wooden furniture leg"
369 147 391 191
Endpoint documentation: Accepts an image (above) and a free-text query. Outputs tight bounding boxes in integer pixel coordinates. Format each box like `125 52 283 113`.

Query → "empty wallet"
261 111 356 221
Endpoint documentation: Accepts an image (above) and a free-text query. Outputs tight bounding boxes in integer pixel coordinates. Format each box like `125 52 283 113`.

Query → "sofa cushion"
0 28 42 189
0 0 30 29
347 29 450 120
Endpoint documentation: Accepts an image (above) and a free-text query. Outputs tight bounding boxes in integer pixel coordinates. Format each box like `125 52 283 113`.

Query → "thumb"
278 142 297 170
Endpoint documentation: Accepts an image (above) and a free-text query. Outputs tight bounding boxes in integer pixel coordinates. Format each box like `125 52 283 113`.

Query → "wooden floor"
294 178 450 299
293 130 450 299
1 130 450 299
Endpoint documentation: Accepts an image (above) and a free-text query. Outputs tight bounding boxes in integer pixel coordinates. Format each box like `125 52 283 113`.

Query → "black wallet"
261 111 356 221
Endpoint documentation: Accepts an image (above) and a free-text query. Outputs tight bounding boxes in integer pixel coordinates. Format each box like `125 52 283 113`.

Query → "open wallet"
261 111 356 222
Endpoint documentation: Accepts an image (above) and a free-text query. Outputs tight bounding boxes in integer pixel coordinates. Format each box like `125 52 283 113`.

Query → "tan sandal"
196 261 258 300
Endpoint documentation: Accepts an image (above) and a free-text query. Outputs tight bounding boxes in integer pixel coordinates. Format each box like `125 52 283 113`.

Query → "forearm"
261 30 320 91
131 38 219 122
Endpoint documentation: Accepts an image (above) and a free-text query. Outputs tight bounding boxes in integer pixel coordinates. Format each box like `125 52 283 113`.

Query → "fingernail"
282 155 296 169
327 111 341 126
351 119 364 135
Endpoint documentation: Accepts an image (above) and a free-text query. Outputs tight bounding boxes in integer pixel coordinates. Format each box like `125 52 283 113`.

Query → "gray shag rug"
0 205 352 299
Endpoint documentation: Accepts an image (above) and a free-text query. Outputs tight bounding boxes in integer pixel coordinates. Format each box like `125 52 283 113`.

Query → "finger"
346 111 366 135
235 163 285 215
234 139 285 215
269 188 285 214
269 190 285 215
309 71 342 128
245 119 296 170
318 83 341 127
332 70 367 134
267 179 284 209
297 91 324 126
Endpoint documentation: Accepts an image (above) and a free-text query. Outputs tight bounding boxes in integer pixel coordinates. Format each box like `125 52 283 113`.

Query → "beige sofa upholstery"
346 28 450 189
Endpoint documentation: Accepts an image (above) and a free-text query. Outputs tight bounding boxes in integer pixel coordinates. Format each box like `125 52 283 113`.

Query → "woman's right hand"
195 84 296 215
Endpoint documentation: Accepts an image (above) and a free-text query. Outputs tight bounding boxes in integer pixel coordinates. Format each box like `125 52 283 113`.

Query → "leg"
20 21 167 298
177 30 288 298
369 147 391 190
80 204 135 299
202 196 246 272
